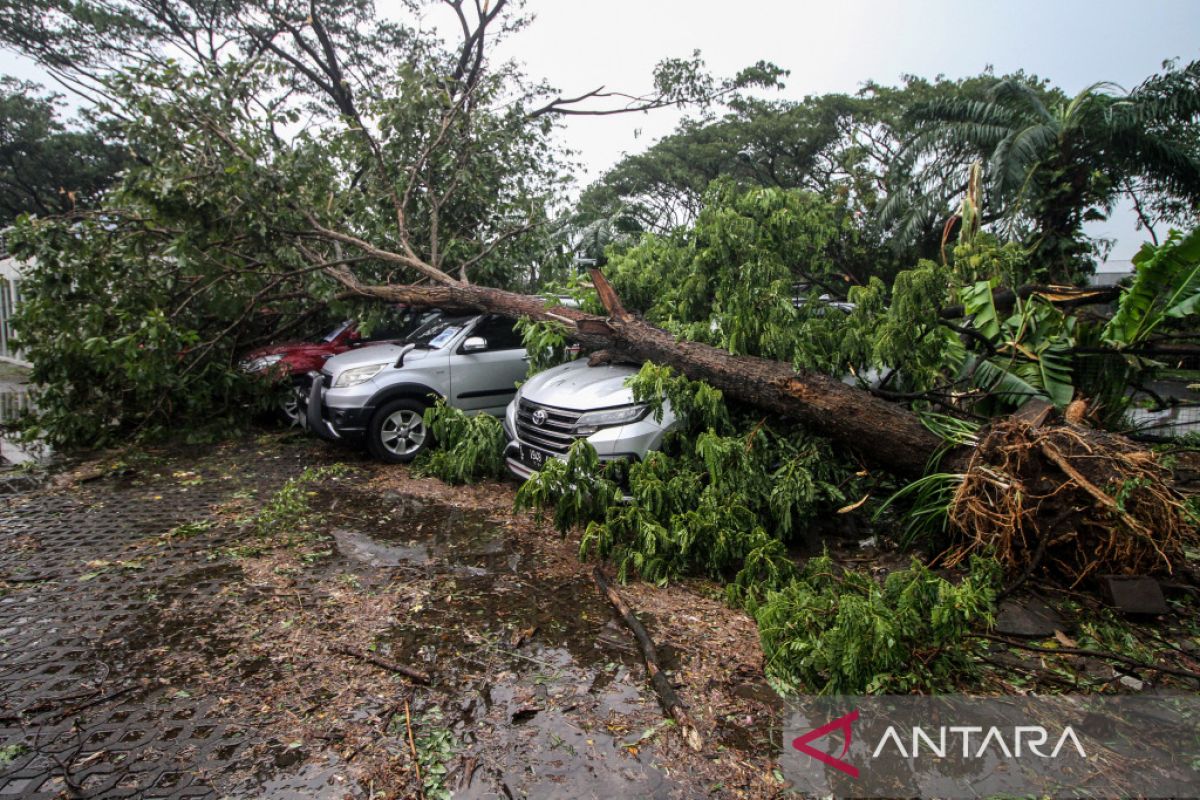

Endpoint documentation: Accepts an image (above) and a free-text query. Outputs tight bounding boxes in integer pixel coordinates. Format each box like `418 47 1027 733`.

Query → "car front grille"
515 399 583 454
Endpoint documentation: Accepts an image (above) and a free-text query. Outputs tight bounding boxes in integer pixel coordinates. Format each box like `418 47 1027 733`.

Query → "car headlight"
573 404 650 436
243 354 283 372
332 363 387 388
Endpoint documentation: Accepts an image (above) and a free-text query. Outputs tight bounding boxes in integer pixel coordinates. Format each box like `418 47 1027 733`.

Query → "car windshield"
407 315 475 349
322 321 353 342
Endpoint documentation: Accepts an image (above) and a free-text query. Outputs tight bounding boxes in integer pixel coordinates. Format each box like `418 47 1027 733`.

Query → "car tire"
367 398 433 463
278 378 309 427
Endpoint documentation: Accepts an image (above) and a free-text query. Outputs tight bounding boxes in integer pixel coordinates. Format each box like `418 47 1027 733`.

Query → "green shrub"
747 554 999 694
413 400 507 484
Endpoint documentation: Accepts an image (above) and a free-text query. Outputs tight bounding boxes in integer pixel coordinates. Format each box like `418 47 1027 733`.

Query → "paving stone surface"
0 445 310 799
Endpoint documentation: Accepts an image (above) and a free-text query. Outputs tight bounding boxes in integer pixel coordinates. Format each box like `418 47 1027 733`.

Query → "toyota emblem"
531 409 548 426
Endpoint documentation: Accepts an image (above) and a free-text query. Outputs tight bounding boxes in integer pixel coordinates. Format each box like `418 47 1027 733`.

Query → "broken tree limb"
326 265 943 478
937 284 1121 320
592 566 704 751
333 644 431 684
979 634 1200 684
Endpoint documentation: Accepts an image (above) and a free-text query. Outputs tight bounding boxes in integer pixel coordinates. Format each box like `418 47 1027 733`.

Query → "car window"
468 315 524 350
409 314 475 349
363 308 437 342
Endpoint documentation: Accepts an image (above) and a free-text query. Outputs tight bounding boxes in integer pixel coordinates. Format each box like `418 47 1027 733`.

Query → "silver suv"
503 359 677 479
307 313 528 462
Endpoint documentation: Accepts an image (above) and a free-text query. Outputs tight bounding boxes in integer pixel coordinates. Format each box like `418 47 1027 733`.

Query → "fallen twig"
332 645 430 684
49 682 143 723
980 633 1200 683
405 699 424 799
592 566 703 751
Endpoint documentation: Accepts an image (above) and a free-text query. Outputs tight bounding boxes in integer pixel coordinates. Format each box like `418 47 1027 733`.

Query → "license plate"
520 444 551 470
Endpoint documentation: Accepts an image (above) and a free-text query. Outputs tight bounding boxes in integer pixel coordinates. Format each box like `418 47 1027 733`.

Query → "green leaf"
960 279 1002 339
1104 228 1200 346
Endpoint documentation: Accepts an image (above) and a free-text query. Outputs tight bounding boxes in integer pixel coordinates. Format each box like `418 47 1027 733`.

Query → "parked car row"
241 307 677 478
239 306 436 425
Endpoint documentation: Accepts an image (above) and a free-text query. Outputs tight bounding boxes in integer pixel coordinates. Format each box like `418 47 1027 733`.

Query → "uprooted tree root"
944 420 1196 586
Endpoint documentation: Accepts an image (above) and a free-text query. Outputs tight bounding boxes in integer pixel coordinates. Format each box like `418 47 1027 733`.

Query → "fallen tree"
325 265 1196 582
9 0 1192 584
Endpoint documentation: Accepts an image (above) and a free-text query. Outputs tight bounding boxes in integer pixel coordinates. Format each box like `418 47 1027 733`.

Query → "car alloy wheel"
367 398 433 463
380 408 426 456
279 385 306 427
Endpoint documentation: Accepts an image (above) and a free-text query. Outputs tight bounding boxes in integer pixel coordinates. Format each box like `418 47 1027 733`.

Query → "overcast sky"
4 0 1198 259
479 1 1198 181
472 0 1200 260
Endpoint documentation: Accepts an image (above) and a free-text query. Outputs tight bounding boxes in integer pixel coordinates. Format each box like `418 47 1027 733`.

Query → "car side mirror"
461 336 488 353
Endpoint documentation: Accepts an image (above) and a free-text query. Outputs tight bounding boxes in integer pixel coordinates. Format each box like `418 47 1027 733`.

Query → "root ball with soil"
944 419 1195 586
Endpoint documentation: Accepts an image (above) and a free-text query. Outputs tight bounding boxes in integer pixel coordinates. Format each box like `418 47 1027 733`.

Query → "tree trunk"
328 267 942 476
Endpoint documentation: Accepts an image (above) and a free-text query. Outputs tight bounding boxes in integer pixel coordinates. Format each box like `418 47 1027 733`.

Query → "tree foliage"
606 181 881 364
895 63 1200 283
748 554 998 694
2 0 782 445
1104 227 1200 347
0 78 125 224
516 362 857 589
413 399 507 484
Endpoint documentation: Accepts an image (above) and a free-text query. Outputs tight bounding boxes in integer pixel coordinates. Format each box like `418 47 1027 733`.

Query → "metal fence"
0 276 22 363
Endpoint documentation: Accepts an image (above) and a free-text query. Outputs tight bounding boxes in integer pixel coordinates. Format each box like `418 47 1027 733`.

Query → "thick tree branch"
938 285 1122 320
323 264 946 477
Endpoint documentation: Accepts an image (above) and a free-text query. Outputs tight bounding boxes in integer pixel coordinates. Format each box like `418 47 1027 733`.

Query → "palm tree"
889 61 1200 284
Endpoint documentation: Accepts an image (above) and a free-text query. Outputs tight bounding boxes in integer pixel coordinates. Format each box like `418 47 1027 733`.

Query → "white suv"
307 313 529 462
503 359 677 479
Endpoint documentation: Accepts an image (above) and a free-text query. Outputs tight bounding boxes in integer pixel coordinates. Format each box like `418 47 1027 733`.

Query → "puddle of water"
327 493 517 573
329 527 432 568
325 493 679 798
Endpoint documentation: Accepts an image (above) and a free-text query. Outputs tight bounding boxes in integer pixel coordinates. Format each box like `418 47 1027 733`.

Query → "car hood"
321 343 435 375
243 341 320 360
520 359 641 410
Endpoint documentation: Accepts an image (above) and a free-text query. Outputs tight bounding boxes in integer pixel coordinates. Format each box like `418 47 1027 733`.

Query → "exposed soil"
0 432 789 799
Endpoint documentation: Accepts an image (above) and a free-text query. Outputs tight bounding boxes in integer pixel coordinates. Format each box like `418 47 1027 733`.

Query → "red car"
241 309 435 424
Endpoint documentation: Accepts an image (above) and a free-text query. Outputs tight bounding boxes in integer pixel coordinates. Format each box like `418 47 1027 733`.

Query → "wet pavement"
327 496 672 799
0 435 780 798
0 445 308 798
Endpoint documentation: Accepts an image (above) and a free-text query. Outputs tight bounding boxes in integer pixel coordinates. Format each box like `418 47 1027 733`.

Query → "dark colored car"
241 308 434 424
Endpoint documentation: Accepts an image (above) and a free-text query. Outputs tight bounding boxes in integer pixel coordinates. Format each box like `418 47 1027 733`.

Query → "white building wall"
0 233 32 367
